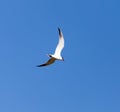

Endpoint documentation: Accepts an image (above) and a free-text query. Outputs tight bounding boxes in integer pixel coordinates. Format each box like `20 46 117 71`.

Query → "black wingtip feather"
36 65 41 67
58 27 62 37
58 27 60 32
36 65 43 67
36 64 48 67
58 27 60 30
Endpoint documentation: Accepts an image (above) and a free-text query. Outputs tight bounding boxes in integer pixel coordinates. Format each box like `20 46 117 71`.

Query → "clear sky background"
0 0 120 112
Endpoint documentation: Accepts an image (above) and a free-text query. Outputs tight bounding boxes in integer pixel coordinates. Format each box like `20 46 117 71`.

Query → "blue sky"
0 0 120 112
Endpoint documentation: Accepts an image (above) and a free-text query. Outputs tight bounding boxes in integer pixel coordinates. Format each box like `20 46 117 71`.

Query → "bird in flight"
36 28 64 67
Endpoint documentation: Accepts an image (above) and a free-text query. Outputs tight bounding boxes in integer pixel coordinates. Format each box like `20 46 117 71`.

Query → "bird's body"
37 28 64 67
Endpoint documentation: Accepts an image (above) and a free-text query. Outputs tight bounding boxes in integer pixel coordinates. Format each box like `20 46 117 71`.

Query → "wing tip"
58 27 60 32
36 65 41 67
58 27 62 37
36 65 45 67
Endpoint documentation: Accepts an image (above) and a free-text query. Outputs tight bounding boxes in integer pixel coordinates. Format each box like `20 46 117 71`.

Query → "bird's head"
47 54 52 58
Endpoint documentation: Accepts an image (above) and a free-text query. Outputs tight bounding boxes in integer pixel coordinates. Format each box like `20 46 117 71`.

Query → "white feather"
53 28 64 59
37 28 65 67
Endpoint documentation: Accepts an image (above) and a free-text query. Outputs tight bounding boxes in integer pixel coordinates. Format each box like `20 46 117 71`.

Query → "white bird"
37 28 64 67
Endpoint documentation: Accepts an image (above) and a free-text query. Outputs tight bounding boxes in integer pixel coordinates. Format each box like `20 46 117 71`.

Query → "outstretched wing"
36 57 56 67
54 28 64 56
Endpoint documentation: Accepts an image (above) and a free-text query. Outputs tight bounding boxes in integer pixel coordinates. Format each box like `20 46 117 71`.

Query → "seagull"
36 28 64 67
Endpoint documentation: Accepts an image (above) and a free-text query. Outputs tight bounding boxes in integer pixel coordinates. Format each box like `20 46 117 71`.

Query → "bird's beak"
46 54 52 57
